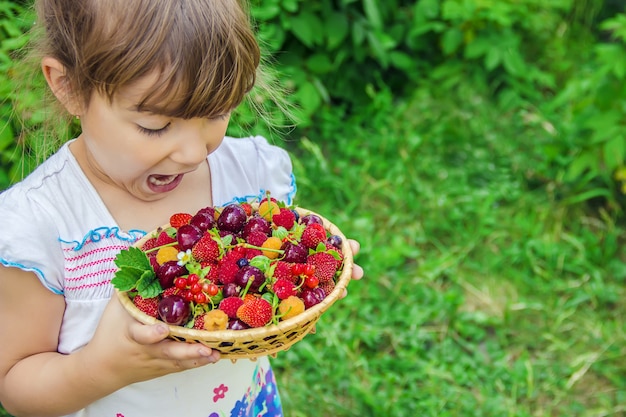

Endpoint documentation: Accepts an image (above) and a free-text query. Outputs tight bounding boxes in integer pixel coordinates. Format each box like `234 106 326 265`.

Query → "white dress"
0 136 296 417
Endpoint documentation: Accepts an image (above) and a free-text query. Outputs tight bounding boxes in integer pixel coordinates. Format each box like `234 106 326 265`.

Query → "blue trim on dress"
0 258 64 295
59 227 147 251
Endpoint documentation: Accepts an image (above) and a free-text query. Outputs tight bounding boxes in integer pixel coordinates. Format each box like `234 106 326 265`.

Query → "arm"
0 266 220 417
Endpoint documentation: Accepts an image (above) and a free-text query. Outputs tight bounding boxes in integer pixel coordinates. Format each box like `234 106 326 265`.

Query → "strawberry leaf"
114 246 151 270
111 269 143 291
136 270 160 298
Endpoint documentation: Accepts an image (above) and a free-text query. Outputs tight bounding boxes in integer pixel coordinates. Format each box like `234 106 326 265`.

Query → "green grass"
1 84 624 417
270 83 626 417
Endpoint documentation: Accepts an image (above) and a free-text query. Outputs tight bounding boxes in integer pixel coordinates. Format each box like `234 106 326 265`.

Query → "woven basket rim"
116 207 353 349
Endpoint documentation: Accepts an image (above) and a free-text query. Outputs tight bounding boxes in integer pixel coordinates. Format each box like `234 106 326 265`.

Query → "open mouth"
147 173 184 193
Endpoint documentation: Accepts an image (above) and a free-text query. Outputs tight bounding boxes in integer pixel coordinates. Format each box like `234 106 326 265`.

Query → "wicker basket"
116 208 353 360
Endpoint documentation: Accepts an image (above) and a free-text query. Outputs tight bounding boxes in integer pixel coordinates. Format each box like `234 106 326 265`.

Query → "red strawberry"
307 252 338 283
272 278 297 300
271 261 295 283
192 234 219 263
169 212 192 228
301 223 327 249
219 296 245 319
192 314 205 330
319 280 336 297
155 229 176 246
272 208 296 230
133 295 159 318
140 237 159 251
240 202 253 216
236 298 273 328
162 287 181 298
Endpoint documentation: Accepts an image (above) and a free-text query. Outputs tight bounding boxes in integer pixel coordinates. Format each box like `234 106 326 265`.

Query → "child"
0 1 362 416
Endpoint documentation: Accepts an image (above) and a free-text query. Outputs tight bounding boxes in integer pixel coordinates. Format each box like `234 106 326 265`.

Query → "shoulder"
0 145 77 293
210 136 297 205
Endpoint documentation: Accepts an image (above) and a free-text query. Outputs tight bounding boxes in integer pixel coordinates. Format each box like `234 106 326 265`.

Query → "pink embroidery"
213 383 228 402
64 279 112 292
63 245 128 259
116 414 125 417
64 257 117 273
64 268 118 281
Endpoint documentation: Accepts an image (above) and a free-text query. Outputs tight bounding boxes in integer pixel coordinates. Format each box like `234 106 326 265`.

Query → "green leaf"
363 0 383 29
603 136 625 172
114 246 151 270
290 12 323 48
111 269 143 292
136 270 160 298
326 12 349 50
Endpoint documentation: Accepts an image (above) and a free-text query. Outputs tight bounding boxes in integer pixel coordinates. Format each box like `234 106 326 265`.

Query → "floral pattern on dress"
228 362 282 417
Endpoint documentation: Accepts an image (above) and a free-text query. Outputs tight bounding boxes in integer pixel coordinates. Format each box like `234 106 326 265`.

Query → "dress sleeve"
0 188 65 294
251 136 297 205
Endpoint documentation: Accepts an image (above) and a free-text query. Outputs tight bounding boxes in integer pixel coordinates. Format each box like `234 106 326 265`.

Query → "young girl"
0 1 362 416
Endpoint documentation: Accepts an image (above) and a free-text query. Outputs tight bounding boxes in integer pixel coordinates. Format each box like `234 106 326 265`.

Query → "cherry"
156 261 187 289
177 224 203 251
158 295 190 325
217 204 247 233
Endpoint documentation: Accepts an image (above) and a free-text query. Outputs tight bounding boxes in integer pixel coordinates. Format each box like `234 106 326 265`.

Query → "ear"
41 57 83 116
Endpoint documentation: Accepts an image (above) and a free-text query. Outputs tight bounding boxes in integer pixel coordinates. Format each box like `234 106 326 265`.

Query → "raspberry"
203 309 229 330
219 296 245 319
217 259 239 285
246 230 268 247
155 246 179 265
272 278 297 300
236 298 273 328
258 200 280 221
169 213 192 228
278 296 305 320
307 252 338 283
133 294 159 318
301 223 327 249
272 207 296 229
261 236 283 259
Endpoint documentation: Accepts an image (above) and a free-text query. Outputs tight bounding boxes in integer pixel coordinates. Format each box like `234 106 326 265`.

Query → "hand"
342 239 363 297
82 294 220 389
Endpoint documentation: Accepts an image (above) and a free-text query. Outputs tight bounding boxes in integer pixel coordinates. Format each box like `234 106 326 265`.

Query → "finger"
128 322 170 346
347 239 360 256
159 339 221 365
351 263 364 280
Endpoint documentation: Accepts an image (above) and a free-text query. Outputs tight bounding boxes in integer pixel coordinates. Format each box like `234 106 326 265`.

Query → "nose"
169 125 210 167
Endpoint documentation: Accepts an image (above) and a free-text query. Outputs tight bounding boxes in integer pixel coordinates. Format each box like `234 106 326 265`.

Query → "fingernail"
199 348 212 357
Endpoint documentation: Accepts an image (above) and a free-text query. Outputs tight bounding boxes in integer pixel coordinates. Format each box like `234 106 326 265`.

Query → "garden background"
1 0 625 416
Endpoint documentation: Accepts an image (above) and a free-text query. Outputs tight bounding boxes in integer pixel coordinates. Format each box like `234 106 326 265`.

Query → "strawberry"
162 287 181 298
140 237 159 251
133 294 159 318
272 278 298 300
301 223 327 249
240 202 253 216
319 280 336 297
192 313 205 330
271 261 295 283
272 208 296 230
236 298 273 328
307 252 338 283
169 212 192 228
192 234 219 263
219 296 245 319
155 229 176 246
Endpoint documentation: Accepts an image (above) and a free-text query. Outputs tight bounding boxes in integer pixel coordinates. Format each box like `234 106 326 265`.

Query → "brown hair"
35 0 260 118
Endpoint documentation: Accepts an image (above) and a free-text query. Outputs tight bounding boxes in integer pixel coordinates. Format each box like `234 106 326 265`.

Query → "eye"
137 122 171 137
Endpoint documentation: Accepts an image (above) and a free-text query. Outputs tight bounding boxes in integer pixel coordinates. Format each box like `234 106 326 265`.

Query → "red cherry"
304 264 316 276
190 282 202 295
174 277 188 289
194 292 208 304
187 273 200 285
304 276 319 289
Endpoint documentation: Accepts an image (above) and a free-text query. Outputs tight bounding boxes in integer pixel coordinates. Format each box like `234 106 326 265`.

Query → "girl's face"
77 74 230 202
